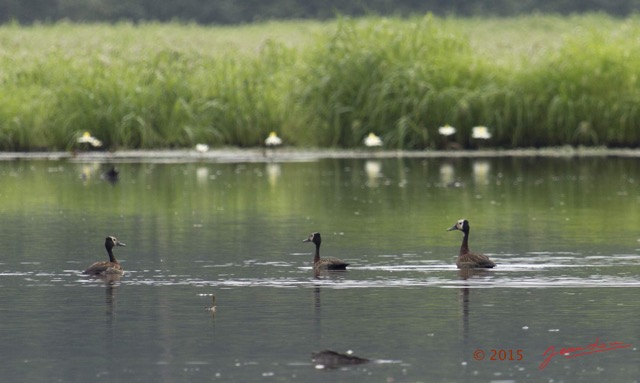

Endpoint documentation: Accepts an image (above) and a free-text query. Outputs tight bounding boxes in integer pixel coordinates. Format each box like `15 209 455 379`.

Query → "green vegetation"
1 14 639 151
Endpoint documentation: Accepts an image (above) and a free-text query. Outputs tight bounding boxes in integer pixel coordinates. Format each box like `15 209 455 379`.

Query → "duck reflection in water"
364 160 382 188
266 163 281 187
458 268 492 345
440 162 464 188
302 232 349 271
104 277 119 317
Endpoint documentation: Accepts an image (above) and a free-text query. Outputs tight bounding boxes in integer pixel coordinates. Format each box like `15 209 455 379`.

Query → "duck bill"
116 242 126 247
302 238 311 243
446 225 458 232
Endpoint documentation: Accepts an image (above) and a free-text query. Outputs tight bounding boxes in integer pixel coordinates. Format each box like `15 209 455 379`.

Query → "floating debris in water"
311 350 369 369
200 293 216 313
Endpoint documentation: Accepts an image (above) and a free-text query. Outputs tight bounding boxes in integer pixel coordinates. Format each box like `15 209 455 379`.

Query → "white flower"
265 132 283 147
77 131 103 147
195 143 209 153
472 126 492 140
364 132 382 147
438 124 456 136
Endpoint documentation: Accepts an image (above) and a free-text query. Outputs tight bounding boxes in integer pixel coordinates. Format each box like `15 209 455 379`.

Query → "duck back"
316 257 349 270
83 261 123 275
456 252 496 269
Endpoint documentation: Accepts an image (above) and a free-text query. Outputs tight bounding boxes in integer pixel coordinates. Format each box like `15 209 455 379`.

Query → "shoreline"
1 146 640 163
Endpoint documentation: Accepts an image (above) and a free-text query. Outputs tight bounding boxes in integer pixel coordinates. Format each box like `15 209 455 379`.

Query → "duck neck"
107 247 119 264
314 243 321 264
459 230 470 255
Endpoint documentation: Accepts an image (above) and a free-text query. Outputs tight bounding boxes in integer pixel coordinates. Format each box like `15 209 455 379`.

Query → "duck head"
447 219 469 233
105 236 126 250
303 232 321 246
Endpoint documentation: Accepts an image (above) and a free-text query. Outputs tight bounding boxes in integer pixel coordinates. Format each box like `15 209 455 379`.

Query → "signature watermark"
539 337 632 370
473 349 524 361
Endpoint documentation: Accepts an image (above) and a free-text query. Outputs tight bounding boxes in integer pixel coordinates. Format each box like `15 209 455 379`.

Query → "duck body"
101 166 119 184
315 257 350 271
447 219 496 269
83 236 126 275
303 232 349 271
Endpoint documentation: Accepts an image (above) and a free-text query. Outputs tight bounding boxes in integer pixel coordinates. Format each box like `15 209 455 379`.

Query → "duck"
83 236 126 275
303 232 349 270
447 219 496 269
101 166 119 184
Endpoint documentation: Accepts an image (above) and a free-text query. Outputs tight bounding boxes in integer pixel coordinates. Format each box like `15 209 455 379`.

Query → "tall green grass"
1 15 639 151
292 16 498 149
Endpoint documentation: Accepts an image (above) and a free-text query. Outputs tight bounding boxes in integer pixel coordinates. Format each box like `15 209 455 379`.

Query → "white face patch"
457 219 465 230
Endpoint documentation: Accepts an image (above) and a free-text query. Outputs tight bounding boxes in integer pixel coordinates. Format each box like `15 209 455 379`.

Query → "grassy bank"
1 15 639 151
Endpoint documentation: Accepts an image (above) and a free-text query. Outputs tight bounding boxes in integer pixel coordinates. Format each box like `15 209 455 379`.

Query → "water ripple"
111 273 640 289
2 251 639 289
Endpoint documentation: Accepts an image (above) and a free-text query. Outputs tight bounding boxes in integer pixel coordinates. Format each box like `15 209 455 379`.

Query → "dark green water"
0 155 638 382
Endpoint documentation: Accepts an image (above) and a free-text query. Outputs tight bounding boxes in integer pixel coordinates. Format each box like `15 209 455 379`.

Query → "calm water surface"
1 154 639 382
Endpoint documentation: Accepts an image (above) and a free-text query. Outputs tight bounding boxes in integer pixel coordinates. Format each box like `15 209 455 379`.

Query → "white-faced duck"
83 236 126 275
447 219 496 269
303 232 349 270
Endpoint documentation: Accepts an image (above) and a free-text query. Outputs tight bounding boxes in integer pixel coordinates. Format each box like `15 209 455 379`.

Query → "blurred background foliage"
1 0 639 24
